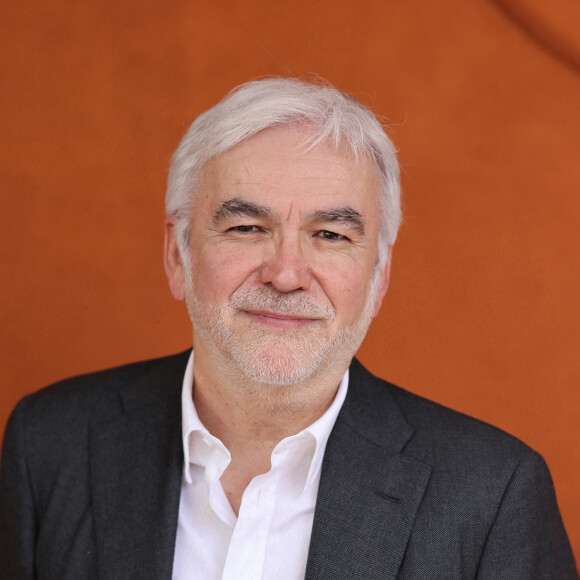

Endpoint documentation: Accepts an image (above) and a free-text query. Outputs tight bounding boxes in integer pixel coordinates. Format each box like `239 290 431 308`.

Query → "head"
166 78 401 272
164 79 402 387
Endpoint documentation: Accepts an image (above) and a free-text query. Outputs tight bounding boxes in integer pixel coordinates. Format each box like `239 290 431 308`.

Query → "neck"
191 342 348 451
190 343 350 515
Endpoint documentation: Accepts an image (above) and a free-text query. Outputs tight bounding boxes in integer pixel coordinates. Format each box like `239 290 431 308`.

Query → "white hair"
166 78 401 268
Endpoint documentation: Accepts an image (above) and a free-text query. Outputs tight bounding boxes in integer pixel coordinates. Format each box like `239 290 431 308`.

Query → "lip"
242 309 320 329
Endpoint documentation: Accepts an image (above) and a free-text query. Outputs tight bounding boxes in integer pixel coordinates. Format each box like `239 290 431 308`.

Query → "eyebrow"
307 207 366 236
212 198 274 225
212 198 366 237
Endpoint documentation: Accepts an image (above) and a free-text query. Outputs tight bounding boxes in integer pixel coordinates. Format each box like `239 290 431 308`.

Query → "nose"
259 235 312 293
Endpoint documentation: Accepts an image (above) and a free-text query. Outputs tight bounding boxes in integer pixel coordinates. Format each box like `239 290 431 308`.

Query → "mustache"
229 287 336 320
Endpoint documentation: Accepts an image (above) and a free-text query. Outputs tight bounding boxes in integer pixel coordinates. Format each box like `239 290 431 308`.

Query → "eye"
316 230 347 241
229 225 261 233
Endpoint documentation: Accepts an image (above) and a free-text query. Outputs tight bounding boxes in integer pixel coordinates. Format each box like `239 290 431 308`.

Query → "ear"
372 249 392 319
164 217 186 301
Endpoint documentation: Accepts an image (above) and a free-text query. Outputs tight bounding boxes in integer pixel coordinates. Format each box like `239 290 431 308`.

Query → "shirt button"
202 435 213 447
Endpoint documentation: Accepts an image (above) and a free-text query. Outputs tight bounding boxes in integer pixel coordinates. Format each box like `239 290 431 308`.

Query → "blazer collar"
90 351 189 580
306 358 432 580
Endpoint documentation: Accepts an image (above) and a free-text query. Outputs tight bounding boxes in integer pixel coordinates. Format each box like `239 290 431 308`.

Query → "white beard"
183 268 380 387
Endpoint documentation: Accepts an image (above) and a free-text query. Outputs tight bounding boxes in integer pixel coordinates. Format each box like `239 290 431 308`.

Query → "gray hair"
166 78 401 268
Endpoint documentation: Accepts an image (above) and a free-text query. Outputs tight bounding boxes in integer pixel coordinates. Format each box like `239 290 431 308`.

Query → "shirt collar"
299 368 348 491
180 350 349 490
181 352 217 484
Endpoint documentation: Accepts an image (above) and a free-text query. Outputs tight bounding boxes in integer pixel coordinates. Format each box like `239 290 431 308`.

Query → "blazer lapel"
90 353 188 580
306 360 432 580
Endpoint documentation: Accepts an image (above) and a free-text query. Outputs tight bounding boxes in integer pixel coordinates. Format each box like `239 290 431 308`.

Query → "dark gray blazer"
1 350 577 579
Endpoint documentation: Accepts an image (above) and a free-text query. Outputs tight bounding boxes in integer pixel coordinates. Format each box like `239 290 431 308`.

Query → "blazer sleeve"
476 449 578 579
0 397 38 580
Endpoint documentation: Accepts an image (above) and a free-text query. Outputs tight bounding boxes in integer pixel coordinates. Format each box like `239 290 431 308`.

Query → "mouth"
242 309 321 329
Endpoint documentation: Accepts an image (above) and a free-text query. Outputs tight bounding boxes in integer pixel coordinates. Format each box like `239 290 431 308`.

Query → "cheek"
191 247 263 302
315 260 374 317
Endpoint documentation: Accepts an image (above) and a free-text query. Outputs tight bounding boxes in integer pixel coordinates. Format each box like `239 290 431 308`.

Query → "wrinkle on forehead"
199 125 382 227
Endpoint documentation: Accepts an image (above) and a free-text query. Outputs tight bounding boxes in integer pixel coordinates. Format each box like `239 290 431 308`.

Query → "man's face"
167 125 390 385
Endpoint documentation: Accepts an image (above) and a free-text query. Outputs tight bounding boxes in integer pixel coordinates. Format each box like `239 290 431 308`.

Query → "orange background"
1 0 579 563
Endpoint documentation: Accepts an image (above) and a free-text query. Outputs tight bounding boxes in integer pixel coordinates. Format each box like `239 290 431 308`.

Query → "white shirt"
172 352 348 580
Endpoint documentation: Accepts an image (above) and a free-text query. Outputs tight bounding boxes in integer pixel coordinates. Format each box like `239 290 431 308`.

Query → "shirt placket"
221 462 283 580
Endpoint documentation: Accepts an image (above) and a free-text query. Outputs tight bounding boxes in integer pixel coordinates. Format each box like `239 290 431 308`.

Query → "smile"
242 310 321 329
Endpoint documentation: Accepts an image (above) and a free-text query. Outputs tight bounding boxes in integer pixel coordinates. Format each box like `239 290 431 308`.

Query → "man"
1 78 577 579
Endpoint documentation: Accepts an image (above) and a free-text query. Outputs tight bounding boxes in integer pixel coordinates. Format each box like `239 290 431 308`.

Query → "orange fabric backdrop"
1 0 579 562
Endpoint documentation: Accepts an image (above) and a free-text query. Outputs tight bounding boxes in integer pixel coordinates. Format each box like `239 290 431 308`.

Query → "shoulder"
4 350 191 448
345 360 577 563
341 360 577 577
347 358 539 472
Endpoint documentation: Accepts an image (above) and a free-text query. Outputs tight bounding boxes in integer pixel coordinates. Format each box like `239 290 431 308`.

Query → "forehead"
198 125 382 215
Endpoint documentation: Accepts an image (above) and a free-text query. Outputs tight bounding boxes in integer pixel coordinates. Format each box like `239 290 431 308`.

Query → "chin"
231 344 332 386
